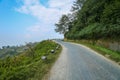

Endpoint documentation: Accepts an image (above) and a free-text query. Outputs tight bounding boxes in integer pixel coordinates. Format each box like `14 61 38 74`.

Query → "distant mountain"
0 42 38 58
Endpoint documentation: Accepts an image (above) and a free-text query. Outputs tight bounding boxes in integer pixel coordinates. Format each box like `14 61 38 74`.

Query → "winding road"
48 40 120 80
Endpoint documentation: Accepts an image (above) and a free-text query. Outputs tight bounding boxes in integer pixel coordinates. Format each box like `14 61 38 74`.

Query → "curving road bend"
48 40 120 80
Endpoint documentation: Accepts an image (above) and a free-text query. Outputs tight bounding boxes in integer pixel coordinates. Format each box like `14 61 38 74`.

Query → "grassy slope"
0 40 62 80
65 40 120 64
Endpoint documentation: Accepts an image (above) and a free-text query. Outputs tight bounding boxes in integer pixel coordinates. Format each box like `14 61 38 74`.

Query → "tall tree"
56 0 120 40
71 0 86 12
55 14 70 35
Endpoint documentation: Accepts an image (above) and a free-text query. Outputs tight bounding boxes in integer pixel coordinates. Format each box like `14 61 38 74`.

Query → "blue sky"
0 0 74 47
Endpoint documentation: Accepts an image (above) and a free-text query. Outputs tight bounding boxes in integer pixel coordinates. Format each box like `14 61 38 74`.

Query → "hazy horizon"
0 0 74 47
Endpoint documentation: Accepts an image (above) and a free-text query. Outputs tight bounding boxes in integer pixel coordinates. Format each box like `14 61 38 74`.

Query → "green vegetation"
55 0 120 41
0 40 62 80
66 40 120 63
0 42 37 58
0 46 25 58
55 0 120 62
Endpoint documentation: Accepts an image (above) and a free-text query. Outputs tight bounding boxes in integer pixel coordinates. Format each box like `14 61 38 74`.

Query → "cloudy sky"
0 0 75 47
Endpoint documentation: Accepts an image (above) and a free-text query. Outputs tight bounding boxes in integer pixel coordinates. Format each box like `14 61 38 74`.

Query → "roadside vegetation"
0 40 62 80
55 0 120 64
66 40 120 64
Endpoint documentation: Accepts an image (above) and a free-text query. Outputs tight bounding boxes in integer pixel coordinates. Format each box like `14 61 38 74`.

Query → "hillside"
55 0 120 63
0 40 61 80
55 0 120 51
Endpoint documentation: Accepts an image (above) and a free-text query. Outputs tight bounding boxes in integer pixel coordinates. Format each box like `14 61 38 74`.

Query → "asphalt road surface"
48 40 120 80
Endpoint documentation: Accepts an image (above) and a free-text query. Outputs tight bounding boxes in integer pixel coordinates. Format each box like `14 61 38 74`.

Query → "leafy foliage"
55 15 70 34
55 0 120 41
0 40 61 80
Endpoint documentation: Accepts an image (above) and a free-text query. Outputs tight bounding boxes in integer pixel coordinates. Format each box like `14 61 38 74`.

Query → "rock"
56 45 59 50
51 49 55 54
41 56 47 60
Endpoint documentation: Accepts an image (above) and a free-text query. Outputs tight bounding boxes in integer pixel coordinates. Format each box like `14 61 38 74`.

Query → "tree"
55 14 70 35
71 0 86 12
56 0 120 40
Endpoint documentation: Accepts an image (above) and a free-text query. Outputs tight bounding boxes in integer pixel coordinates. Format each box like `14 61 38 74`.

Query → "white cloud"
25 23 50 38
27 25 41 32
15 0 75 40
48 0 74 8
16 0 75 22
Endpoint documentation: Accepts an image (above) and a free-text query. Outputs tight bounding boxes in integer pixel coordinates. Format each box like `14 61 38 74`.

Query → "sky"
0 0 75 47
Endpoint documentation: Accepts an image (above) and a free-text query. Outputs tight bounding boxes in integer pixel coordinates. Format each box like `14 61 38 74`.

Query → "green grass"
0 40 62 80
66 40 120 63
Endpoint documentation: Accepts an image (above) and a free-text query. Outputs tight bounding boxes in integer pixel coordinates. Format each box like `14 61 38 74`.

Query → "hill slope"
0 40 61 80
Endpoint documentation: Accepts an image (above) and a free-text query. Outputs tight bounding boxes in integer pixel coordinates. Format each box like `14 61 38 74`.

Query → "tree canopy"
55 0 120 40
